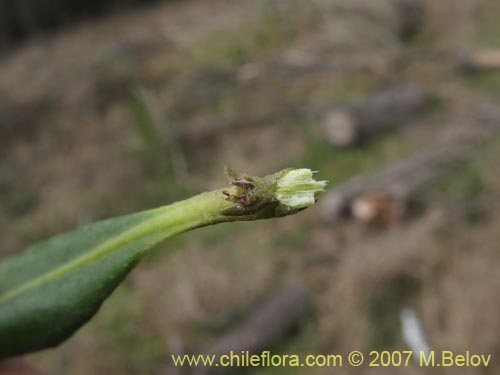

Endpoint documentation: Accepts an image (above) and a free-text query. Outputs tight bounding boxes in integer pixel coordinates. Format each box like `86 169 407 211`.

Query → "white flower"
274 169 327 210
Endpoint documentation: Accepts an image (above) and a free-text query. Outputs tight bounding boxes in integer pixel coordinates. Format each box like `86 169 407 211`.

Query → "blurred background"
1 0 500 374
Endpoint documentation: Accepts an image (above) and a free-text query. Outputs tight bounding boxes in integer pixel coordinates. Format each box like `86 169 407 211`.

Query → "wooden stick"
323 85 428 147
193 280 310 374
321 109 500 225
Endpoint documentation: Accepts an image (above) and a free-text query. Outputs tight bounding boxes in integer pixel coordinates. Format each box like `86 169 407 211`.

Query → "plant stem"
0 167 326 358
0 168 326 306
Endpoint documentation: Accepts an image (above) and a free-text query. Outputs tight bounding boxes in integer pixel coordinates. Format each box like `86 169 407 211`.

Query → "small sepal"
221 167 327 217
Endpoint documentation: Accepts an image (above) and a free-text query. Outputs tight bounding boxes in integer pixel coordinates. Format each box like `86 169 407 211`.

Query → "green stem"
0 187 282 306
0 167 326 358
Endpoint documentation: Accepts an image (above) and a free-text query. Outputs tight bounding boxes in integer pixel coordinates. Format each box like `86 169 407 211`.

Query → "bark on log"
457 50 500 74
321 109 500 225
192 280 310 374
323 85 428 147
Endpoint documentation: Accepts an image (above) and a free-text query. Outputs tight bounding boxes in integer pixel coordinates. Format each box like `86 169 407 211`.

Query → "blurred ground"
1 0 500 374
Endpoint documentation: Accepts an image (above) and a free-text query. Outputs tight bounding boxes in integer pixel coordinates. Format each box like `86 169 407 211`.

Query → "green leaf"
0 168 325 358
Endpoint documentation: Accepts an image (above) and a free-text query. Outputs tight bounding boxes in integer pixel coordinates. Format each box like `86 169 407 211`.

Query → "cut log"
321 109 500 225
351 192 406 227
192 280 310 374
457 50 500 74
323 85 428 147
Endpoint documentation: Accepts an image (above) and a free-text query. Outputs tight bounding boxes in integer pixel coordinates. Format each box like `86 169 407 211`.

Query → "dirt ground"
1 0 500 374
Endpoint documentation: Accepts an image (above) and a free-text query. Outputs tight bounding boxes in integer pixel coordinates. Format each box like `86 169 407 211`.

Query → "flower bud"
274 169 327 210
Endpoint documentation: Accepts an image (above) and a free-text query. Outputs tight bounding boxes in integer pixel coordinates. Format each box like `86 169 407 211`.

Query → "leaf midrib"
0 211 167 306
